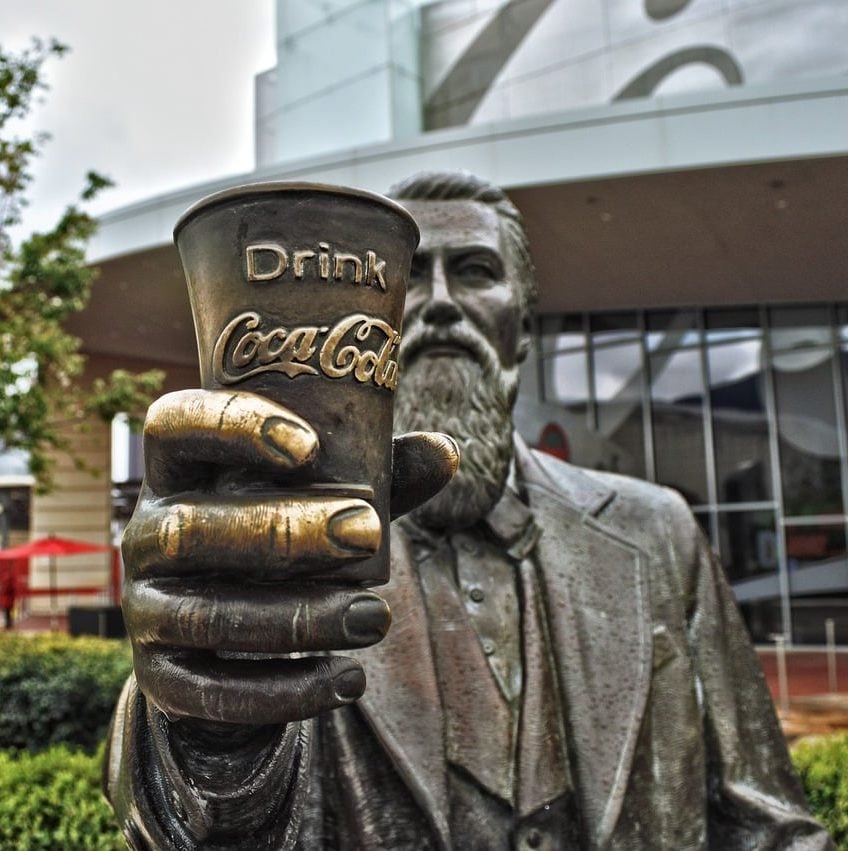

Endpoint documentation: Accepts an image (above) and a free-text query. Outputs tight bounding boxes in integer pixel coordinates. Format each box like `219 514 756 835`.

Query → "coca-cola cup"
173 181 419 585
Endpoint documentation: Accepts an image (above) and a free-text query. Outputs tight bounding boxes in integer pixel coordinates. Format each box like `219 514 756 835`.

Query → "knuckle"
143 391 183 437
156 503 193 561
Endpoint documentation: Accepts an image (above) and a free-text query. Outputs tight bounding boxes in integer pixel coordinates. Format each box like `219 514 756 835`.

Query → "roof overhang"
70 78 848 368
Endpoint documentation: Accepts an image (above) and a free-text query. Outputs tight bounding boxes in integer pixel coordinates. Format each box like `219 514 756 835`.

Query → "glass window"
645 309 699 352
773 352 842 516
738 600 784 644
692 509 712 542
590 312 639 346
539 315 583 355
593 342 646 478
791 597 848 645
0 488 30 534
544 350 589 404
769 305 831 339
708 340 773 504
718 509 778 583
838 305 848 341
650 349 708 505
785 522 846 569
705 307 761 341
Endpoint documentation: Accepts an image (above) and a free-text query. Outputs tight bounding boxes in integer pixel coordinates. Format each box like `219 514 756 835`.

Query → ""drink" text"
246 242 388 291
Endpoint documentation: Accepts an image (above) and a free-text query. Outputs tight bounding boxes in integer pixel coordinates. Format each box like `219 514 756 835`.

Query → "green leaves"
0 745 125 850
0 633 133 753
0 635 131 848
0 38 162 491
0 38 68 232
792 733 848 848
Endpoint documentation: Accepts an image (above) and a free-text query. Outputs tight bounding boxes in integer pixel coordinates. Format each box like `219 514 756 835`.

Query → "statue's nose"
421 297 462 326
420 258 462 326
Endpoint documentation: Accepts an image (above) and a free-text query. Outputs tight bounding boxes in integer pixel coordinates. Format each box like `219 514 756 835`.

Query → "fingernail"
262 416 317 467
343 597 391 644
327 505 381 554
437 433 460 475
333 667 366 702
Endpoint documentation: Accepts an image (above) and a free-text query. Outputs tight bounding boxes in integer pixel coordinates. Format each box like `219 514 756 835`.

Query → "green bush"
0 743 125 850
0 633 132 752
793 732 848 848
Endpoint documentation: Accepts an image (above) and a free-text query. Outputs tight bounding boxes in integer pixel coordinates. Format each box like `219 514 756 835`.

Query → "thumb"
390 432 459 520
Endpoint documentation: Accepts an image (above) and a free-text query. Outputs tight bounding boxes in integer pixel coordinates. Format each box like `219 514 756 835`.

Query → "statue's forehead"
400 201 502 253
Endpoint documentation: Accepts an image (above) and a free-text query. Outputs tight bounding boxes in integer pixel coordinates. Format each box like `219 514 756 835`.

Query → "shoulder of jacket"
527 447 690 518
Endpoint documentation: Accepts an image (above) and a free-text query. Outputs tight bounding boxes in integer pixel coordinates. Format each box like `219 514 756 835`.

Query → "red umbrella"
0 535 113 617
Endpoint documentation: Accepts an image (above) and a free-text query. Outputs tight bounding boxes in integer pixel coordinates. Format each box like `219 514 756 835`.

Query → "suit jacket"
106 441 833 850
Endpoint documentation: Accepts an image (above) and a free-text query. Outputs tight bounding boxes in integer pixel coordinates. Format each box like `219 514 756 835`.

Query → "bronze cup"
174 181 419 585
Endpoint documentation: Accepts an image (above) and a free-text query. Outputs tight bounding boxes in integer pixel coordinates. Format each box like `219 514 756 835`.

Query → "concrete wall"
29 416 112 614
255 0 422 166
422 0 848 129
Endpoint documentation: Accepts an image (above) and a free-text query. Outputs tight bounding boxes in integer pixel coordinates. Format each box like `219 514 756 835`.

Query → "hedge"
0 633 132 752
0 744 125 850
793 732 848 848
2 631 848 848
2 739 844 851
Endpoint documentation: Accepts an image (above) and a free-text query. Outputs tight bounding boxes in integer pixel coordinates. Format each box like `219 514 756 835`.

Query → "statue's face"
399 200 527 372
393 199 526 530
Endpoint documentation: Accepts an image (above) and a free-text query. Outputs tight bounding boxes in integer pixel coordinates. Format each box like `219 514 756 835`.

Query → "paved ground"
757 648 848 699
756 648 848 740
6 613 68 632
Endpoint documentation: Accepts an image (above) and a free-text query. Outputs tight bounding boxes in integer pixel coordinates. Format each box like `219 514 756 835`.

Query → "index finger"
144 389 318 494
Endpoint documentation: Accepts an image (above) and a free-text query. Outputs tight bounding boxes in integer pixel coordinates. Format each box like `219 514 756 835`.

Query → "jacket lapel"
353 437 652 850
352 530 451 850
517 440 652 849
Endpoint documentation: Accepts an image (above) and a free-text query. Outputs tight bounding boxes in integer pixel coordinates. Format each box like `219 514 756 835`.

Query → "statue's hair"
387 171 538 312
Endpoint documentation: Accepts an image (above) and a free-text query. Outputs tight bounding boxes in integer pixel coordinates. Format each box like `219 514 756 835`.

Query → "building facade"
56 0 848 642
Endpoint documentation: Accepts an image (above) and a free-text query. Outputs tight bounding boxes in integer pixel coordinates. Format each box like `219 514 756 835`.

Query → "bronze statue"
105 172 832 849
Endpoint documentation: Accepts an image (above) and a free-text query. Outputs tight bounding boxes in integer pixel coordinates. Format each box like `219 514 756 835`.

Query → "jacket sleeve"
680 501 834 850
103 675 314 850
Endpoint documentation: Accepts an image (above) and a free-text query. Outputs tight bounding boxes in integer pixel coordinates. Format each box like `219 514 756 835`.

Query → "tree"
0 38 163 492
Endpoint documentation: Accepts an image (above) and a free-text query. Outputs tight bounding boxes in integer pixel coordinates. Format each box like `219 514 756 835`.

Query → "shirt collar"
401 458 541 561
484 465 541 561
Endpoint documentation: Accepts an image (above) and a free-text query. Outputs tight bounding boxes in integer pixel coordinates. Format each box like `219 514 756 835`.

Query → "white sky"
4 0 277 236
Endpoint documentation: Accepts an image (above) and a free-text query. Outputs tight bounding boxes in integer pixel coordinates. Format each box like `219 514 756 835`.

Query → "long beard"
395 353 517 532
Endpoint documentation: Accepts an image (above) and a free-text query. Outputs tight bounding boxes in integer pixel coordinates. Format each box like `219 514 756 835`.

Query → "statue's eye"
455 258 498 283
409 255 428 285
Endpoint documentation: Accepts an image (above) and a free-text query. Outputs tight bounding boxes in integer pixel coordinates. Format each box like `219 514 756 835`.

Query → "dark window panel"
791 596 848 645
705 307 761 336
738 599 783 644
838 305 848 341
773 353 842 516
784 522 846 568
650 349 708 505
539 314 583 354
707 341 773 503
719 509 778 583
645 309 699 351
593 342 646 478
692 510 712 541
768 304 831 333
590 311 639 345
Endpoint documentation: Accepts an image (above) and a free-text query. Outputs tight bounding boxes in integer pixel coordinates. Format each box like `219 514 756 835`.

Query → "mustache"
400 320 500 373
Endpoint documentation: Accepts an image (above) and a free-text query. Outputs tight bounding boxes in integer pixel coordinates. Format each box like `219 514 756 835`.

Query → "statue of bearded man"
105 172 832 851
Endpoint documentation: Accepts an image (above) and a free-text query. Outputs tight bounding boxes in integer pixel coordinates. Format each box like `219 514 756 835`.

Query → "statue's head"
388 171 537 531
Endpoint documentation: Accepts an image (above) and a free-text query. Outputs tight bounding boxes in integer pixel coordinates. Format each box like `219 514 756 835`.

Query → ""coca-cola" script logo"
212 311 401 391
